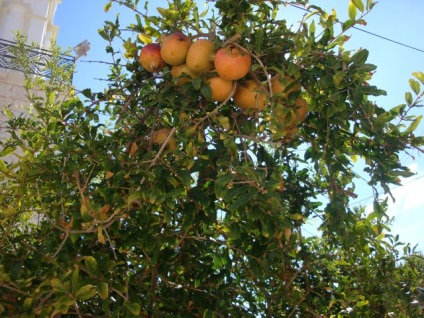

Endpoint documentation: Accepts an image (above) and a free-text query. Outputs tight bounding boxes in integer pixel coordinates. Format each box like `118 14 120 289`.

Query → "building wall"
0 0 61 47
0 0 63 111
0 0 63 159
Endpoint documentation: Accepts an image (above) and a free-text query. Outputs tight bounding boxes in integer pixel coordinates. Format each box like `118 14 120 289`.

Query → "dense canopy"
1 0 424 317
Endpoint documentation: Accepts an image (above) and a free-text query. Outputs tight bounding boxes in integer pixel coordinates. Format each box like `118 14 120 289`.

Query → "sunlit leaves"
352 0 365 12
348 1 357 20
75 284 97 300
125 302 141 315
104 1 112 13
405 91 414 105
412 71 424 85
138 32 152 44
409 78 421 95
1 0 424 317
97 282 109 300
51 278 68 293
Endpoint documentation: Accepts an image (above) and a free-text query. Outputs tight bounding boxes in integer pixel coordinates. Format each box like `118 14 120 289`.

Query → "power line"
349 173 424 208
352 27 424 54
290 4 424 54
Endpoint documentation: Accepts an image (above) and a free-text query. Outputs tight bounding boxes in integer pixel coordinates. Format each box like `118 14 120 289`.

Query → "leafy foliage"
1 0 424 317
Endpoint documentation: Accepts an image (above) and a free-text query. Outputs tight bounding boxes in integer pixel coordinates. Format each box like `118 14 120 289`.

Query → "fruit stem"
222 34 241 47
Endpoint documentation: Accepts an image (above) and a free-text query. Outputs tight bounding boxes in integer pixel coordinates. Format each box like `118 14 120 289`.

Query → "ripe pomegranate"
285 97 308 128
233 80 268 112
139 43 166 73
186 39 215 74
160 31 192 66
214 45 251 81
271 75 301 99
171 64 198 86
206 76 234 102
272 97 308 133
152 128 177 151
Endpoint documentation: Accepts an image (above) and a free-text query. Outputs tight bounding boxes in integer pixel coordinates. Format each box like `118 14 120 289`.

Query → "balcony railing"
0 38 75 82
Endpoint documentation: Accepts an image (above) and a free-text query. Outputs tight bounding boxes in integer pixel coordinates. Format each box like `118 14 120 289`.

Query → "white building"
0 0 72 226
0 0 73 119
0 0 61 47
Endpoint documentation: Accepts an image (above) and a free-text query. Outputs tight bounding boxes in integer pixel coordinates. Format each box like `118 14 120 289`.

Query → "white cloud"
384 163 424 250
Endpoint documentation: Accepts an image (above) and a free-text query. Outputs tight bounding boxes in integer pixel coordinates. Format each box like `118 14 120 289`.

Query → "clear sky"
55 0 424 251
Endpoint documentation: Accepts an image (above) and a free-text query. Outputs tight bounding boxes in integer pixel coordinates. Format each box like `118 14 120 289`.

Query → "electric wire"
290 4 424 54
351 27 424 54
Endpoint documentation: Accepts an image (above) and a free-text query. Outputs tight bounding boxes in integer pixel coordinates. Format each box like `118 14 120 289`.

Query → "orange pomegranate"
152 128 177 151
271 75 301 99
234 80 268 112
186 39 215 74
206 76 234 102
160 32 192 66
171 64 198 86
139 43 166 73
214 45 251 81
286 97 308 127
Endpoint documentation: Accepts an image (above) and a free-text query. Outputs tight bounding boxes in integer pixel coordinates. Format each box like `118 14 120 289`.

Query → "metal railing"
0 38 75 82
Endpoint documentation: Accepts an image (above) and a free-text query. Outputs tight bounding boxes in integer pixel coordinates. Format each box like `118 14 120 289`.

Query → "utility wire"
349 173 424 208
290 4 424 54
352 27 424 54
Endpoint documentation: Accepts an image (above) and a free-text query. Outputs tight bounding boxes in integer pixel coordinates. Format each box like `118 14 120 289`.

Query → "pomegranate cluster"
139 31 308 138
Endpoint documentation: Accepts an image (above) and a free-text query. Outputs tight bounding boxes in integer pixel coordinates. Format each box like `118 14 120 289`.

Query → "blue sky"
55 0 424 250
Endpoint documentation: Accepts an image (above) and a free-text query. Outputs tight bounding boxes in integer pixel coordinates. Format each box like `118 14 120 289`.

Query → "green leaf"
351 49 369 65
229 193 252 211
288 213 304 221
51 278 68 293
405 92 413 105
217 116 230 131
356 300 369 307
192 78 202 90
125 301 141 315
412 71 424 85
156 7 168 18
98 226 106 244
403 115 422 135
23 297 33 311
409 79 421 95
56 295 75 307
352 0 365 12
138 33 152 44
261 219 272 238
3 108 13 119
97 282 109 300
203 309 215 318
98 29 110 41
254 28 264 52
72 266 79 293
213 254 225 268
309 20 316 34
75 284 96 300
367 0 376 10
84 256 98 275
0 159 6 172
229 223 241 240
348 1 357 20
104 2 112 12
127 191 142 207
200 8 209 18
333 71 346 88
361 85 386 96
342 19 356 31
201 84 212 100
327 35 350 50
